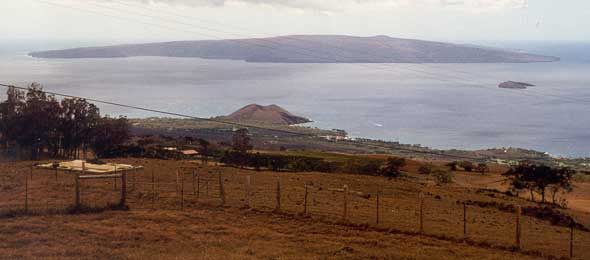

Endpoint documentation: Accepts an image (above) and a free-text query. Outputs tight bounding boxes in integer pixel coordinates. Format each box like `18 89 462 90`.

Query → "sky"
1 0 589 45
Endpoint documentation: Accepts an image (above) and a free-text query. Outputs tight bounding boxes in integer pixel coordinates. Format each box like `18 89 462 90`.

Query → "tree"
503 162 575 204
381 157 406 178
232 128 253 168
197 138 210 165
232 128 253 153
90 116 130 158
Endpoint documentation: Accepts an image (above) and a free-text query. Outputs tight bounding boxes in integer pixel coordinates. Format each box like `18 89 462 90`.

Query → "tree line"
0 84 130 159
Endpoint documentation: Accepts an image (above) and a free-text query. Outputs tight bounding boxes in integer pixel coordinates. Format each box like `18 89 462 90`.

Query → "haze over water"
1 42 589 157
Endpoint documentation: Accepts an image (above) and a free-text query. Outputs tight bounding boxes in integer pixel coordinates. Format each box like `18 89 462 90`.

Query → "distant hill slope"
29 35 559 63
221 104 311 125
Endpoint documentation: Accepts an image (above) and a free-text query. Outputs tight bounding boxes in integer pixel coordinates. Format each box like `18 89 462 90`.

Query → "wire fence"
0 163 588 259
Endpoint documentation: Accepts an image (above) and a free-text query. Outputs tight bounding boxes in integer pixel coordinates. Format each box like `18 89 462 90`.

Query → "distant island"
218 104 311 125
499 81 536 89
29 35 559 63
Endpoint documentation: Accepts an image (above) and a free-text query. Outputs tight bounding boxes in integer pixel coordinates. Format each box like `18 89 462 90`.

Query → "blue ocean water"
0 41 589 157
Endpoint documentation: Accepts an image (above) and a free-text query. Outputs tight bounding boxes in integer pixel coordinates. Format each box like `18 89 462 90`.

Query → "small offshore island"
499 81 535 89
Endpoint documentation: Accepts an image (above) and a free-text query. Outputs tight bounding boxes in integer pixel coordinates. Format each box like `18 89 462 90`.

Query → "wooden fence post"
120 169 127 207
275 177 281 211
246 176 251 208
75 172 81 209
151 168 155 209
303 184 308 214
197 174 200 200
419 192 424 234
343 185 349 221
132 167 137 190
376 192 380 225
463 202 467 237
219 173 225 206
570 223 574 258
113 166 118 190
24 176 29 213
515 205 522 250
180 171 185 211
192 169 196 196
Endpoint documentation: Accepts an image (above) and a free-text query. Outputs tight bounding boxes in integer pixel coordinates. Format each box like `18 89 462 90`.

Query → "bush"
433 169 454 185
446 161 458 171
418 164 433 175
459 161 475 172
381 157 406 178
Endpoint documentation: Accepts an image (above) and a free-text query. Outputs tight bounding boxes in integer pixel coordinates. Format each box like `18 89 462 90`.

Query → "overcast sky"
2 0 589 45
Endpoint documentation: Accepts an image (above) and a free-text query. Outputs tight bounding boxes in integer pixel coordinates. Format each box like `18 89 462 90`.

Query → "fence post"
419 192 424 234
113 166 118 190
75 172 81 209
30 165 33 181
376 192 380 225
219 173 225 206
570 223 574 258
246 176 251 208
197 174 200 200
303 184 308 214
132 167 137 190
25 176 29 213
192 168 196 196
151 168 155 209
515 205 522 250
275 177 281 211
463 202 467 237
343 185 349 221
120 169 127 207
180 171 185 211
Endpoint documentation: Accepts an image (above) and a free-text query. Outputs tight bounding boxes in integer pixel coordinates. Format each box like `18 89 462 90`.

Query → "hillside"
29 35 559 63
221 104 311 125
1 158 588 259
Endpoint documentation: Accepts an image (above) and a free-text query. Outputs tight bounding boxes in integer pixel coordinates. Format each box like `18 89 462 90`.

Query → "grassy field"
0 157 589 259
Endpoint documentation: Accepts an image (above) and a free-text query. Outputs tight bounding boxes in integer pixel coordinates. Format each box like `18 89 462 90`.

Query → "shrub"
446 161 458 171
459 161 475 172
433 169 454 185
418 164 433 175
381 157 406 178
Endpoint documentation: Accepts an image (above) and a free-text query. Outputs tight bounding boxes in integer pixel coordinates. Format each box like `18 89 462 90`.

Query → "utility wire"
0 83 487 161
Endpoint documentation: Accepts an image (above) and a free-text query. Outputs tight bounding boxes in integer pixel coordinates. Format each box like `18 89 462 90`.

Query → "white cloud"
108 0 529 12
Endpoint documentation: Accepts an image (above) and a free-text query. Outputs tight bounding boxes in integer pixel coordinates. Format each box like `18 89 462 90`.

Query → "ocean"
1 41 589 157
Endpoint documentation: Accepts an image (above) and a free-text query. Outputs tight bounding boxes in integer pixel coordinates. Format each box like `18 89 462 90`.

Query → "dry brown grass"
0 157 588 259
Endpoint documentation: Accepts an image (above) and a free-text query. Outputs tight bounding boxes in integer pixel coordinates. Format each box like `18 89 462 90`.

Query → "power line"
0 83 486 161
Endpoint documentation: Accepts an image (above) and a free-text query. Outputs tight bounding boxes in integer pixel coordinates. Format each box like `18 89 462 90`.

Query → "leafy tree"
89 116 130 158
503 162 575 204
232 128 253 168
197 138 210 165
232 128 253 153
